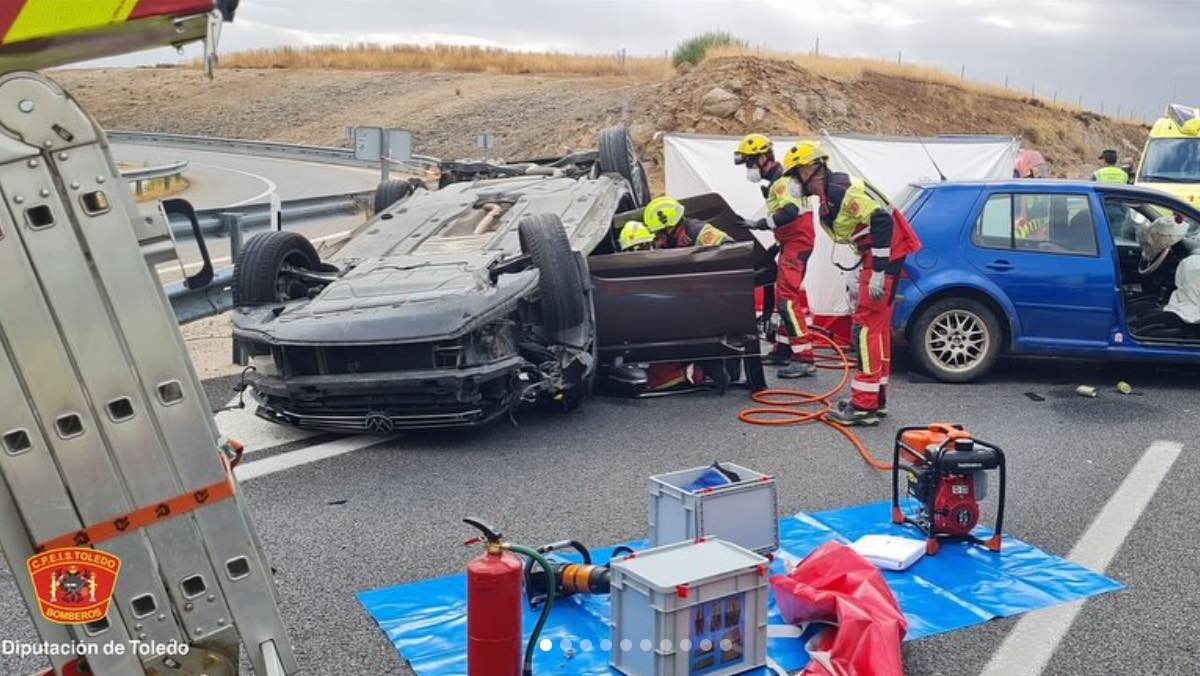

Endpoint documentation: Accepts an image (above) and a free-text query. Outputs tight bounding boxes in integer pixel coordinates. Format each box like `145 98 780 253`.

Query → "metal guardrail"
121 160 190 197
108 130 440 173
169 190 372 239
121 160 189 181
166 265 234 324
162 190 370 323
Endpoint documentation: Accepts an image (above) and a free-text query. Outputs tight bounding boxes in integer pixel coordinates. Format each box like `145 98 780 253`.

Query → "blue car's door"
962 191 1116 348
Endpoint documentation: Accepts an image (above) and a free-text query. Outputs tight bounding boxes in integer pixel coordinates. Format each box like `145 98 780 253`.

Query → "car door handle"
985 260 1013 272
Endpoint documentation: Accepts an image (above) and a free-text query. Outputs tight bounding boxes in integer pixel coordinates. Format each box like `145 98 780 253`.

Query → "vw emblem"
364 412 395 434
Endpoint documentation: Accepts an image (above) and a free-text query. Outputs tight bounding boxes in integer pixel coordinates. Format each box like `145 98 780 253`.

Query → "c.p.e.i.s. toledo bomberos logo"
26 547 120 625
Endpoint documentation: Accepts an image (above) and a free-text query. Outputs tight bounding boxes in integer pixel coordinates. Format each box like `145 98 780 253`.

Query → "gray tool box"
649 464 779 555
609 538 769 676
0 71 295 675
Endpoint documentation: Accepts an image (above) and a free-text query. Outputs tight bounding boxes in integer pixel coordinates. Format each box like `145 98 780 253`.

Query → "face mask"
746 167 762 183
788 178 804 198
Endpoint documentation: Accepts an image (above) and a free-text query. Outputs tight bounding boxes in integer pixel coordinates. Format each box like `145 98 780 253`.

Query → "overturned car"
231 127 770 432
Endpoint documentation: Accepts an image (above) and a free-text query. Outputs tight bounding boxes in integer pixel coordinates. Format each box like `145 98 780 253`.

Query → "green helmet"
618 221 654 251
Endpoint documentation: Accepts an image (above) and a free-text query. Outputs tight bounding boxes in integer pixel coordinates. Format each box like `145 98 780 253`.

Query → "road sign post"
354 126 414 184
476 132 495 163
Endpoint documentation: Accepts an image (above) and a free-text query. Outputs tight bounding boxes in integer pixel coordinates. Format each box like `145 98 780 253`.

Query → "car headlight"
249 355 279 377
464 321 518 364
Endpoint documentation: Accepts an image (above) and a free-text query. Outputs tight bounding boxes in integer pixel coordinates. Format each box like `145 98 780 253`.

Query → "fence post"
222 212 243 262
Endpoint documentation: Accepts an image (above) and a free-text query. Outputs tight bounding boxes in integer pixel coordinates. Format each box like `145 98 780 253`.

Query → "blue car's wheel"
911 297 1002 383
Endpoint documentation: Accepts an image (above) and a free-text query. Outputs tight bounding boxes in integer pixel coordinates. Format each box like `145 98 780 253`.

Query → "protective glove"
868 269 886 300
760 183 771 199
737 217 771 230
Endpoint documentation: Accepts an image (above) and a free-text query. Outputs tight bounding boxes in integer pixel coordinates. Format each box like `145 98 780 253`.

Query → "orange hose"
738 330 894 471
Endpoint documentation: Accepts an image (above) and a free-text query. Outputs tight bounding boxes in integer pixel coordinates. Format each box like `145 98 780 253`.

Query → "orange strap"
35 471 236 553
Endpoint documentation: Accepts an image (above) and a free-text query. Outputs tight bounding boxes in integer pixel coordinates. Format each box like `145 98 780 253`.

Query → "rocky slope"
55 56 1148 187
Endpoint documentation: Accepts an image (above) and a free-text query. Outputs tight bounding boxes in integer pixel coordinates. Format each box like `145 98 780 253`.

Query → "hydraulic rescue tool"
463 518 555 676
523 539 632 608
891 424 1007 555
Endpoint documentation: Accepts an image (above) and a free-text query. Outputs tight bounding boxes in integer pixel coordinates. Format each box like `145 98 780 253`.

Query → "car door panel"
589 242 758 362
962 191 1116 348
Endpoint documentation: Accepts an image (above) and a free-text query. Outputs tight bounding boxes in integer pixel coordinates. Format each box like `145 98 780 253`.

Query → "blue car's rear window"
893 184 926 216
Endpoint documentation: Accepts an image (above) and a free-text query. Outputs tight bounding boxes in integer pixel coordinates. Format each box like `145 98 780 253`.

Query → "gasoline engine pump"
891 424 1007 555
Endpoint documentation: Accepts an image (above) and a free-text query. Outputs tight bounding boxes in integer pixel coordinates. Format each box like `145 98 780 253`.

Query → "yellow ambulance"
1135 104 1200 205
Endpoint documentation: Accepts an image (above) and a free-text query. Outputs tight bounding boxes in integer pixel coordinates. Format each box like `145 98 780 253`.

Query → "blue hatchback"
893 180 1200 381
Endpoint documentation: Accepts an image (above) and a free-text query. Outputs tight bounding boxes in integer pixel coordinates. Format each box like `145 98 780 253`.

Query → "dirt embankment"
56 56 1147 186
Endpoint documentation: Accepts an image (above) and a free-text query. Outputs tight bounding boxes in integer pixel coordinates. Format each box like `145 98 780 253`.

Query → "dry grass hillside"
55 50 1149 188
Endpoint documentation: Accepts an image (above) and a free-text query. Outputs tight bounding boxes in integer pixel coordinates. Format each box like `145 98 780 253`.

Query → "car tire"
373 178 414 214
518 213 586 332
598 125 651 207
909 297 1002 383
233 231 321 305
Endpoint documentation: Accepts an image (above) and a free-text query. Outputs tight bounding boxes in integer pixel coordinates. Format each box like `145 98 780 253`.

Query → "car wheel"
233 231 321 305
598 125 650 207
373 178 414 214
518 213 586 333
910 297 1002 383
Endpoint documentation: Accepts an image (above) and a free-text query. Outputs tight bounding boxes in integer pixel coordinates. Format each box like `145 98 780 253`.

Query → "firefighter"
618 210 732 394
781 142 922 425
643 196 732 249
734 133 818 378
1093 149 1129 183
617 220 654 252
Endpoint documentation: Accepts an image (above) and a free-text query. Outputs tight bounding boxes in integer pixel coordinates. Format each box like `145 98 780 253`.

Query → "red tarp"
771 542 908 676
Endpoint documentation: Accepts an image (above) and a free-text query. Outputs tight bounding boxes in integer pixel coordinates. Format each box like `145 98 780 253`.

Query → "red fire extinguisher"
464 518 556 676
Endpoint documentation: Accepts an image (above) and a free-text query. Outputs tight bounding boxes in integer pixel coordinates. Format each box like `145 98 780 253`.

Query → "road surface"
111 142 381 282
0 355 1193 676
113 142 380 209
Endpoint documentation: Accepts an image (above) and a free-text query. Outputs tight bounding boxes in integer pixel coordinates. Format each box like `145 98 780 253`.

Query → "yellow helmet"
618 221 654 251
782 141 830 174
734 133 772 164
643 196 684 232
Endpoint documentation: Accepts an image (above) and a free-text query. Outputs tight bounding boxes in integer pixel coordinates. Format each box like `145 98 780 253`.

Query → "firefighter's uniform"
735 133 818 377
640 197 733 392
821 175 921 414
764 172 818 373
653 217 731 249
782 142 922 423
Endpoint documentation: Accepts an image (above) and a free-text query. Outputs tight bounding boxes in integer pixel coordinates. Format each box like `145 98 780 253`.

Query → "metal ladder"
0 71 296 675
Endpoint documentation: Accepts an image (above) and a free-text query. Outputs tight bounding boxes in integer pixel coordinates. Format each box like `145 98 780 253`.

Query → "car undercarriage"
230 127 764 432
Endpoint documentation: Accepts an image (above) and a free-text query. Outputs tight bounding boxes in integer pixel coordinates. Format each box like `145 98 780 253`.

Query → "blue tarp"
358 501 1123 674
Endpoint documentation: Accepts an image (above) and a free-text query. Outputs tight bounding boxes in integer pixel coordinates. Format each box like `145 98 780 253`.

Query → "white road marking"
234 435 382 481
186 160 278 207
978 440 1184 676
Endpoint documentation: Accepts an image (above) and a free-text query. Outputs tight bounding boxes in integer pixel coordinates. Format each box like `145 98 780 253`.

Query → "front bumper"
247 356 524 433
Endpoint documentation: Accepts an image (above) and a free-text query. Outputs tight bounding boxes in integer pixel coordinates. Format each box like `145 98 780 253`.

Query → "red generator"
891 423 1007 555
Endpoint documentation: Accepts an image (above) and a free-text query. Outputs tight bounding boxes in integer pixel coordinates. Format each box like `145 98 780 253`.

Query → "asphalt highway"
109 143 380 282
112 143 380 209
1 353 1193 675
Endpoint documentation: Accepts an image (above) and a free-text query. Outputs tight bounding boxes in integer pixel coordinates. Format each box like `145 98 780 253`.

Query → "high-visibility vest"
766 176 808 216
1093 165 1129 183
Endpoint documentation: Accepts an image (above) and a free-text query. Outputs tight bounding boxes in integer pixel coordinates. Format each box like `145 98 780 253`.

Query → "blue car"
892 180 1200 381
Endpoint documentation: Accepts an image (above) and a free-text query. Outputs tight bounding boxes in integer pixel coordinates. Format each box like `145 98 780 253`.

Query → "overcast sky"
91 0 1194 120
